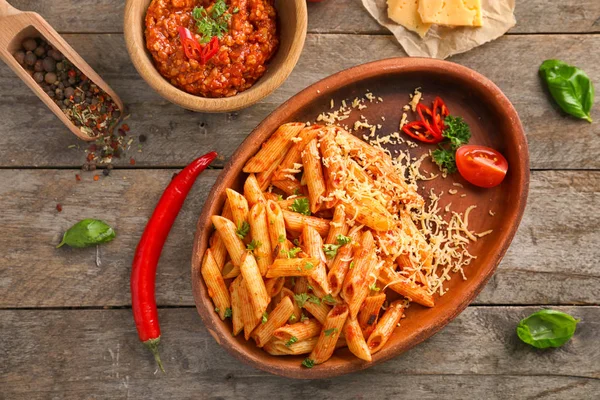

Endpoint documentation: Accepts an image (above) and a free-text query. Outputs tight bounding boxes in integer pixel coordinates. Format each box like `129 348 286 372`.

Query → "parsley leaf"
302 358 315 368
278 234 286 243
349 260 355 270
432 148 457 174
236 221 250 240
232 6 240 13
336 234 351 245
324 328 339 336
323 235 352 259
300 313 309 322
443 116 471 150
246 239 261 252
322 294 337 305
308 294 321 305
369 283 381 292
224 308 232 318
304 261 315 270
288 314 297 323
290 198 311 216
276 194 283 201
285 336 299 347
294 293 309 308
214 307 220 313
192 0 231 44
282 247 302 259
261 311 268 324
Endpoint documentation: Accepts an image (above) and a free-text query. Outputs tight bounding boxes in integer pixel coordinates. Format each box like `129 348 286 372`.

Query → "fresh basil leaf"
516 309 580 349
540 59 594 123
57 219 116 248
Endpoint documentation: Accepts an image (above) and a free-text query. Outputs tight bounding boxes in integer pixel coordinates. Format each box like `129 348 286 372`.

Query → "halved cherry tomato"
402 121 443 144
432 97 450 133
456 145 508 188
417 103 442 137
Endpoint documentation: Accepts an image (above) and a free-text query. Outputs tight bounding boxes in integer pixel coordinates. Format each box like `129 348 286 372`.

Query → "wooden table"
1 1 599 398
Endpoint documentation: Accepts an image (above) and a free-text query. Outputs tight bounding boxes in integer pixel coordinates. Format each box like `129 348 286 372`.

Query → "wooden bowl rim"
123 0 307 112
191 57 530 379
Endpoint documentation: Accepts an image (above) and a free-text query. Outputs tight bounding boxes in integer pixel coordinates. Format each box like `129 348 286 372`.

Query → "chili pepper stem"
144 337 165 373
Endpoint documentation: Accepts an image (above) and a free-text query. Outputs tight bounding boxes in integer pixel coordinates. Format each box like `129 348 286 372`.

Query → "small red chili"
432 96 450 133
131 151 217 372
178 26 204 61
200 36 219 64
417 103 442 138
402 121 443 144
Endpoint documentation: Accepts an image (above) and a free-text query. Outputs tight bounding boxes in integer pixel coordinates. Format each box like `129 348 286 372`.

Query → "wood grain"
1 307 598 399
0 169 597 308
8 0 600 34
0 33 598 168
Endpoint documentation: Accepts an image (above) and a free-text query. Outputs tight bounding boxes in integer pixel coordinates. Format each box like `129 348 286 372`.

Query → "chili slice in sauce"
417 103 442 138
402 121 443 144
200 36 219 64
178 26 203 61
432 96 450 133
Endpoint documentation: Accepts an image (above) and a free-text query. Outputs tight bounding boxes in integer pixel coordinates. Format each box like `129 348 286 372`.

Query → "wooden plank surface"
1 169 597 308
0 33 599 169
9 0 600 34
1 307 598 399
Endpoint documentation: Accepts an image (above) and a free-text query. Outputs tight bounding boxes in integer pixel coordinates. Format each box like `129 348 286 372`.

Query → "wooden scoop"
0 0 124 141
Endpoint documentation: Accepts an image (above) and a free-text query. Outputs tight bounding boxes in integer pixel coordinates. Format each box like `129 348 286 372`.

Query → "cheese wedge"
387 0 431 38
418 0 483 27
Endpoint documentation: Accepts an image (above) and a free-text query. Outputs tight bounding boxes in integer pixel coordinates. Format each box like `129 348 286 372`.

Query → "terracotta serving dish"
191 58 530 378
123 0 307 113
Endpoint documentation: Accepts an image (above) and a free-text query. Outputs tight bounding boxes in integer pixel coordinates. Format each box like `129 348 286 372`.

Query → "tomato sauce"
145 0 279 98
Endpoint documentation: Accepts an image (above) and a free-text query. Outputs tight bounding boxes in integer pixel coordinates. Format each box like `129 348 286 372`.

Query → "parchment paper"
361 0 516 59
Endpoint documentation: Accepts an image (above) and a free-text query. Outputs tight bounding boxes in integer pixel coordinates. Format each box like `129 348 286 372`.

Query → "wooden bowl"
191 58 530 378
123 0 307 113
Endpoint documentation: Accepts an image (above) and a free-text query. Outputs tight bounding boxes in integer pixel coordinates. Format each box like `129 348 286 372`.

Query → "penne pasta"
357 293 386 339
273 318 322 342
243 122 305 173
264 336 348 356
207 201 233 270
301 225 330 296
400 210 434 267
277 287 302 323
272 178 303 196
240 252 271 321
320 128 348 209
244 173 266 207
256 150 287 191
221 260 240 279
303 300 332 325
293 276 309 295
276 196 308 211
252 297 294 347
211 215 246 267
346 253 380 319
341 230 375 302
328 226 361 297
307 304 349 365
226 188 250 241
367 300 406 354
264 277 285 298
342 201 396 232
272 124 322 181
324 204 349 245
239 276 260 340
266 257 321 278
201 249 231 321
265 200 290 258
229 276 245 336
378 266 434 308
343 317 372 362
248 203 274 275
302 138 327 214
282 209 330 237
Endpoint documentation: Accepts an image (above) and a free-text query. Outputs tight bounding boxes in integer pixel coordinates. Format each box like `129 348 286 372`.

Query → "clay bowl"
191 58 530 378
123 0 307 113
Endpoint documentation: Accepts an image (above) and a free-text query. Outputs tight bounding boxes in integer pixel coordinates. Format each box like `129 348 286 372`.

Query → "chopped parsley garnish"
276 194 283 201
293 238 301 246
369 283 381 292
294 293 309 308
232 6 239 13
246 239 261 252
290 198 311 216
235 221 250 240
324 328 339 336
192 0 232 44
285 336 299 347
323 234 352 259
261 311 268 324
302 358 315 368
349 261 355 269
322 294 337 305
308 294 322 305
224 307 232 318
304 261 315 270
300 313 309 322
282 247 302 259
432 116 471 174
214 307 220 313
278 234 286 243
288 314 297 323
432 148 457 174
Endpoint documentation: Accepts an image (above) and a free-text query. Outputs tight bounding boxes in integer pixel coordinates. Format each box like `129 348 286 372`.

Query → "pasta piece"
229 276 245 336
256 151 287 191
342 201 396 231
244 173 266 207
265 257 321 278
240 252 270 321
273 318 322 342
301 226 331 296
207 201 233 270
248 203 273 275
264 336 347 356
320 128 348 209
276 196 308 211
221 261 240 279
264 277 285 298
273 124 322 181
341 230 375 302
265 200 290 258
293 276 309 294
272 178 303 196
343 317 371 362
239 276 260 340
378 266 434 307
367 300 406 354
346 254 381 319
201 249 231 321
301 138 327 214
324 204 349 245
357 293 386 339
400 210 433 267
328 226 361 297
211 215 246 267
226 188 250 243
252 297 294 347
307 304 349 365
303 300 332 325
243 122 305 173
282 209 330 237
277 287 302 323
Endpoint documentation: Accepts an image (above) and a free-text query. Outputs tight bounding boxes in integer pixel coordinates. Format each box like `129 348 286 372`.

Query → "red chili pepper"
416 103 442 138
178 26 203 61
402 121 443 144
200 36 220 64
131 151 218 372
432 96 450 133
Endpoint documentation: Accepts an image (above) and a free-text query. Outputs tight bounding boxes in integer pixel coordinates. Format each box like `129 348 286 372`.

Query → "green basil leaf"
57 219 116 248
516 309 580 349
540 59 594 122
